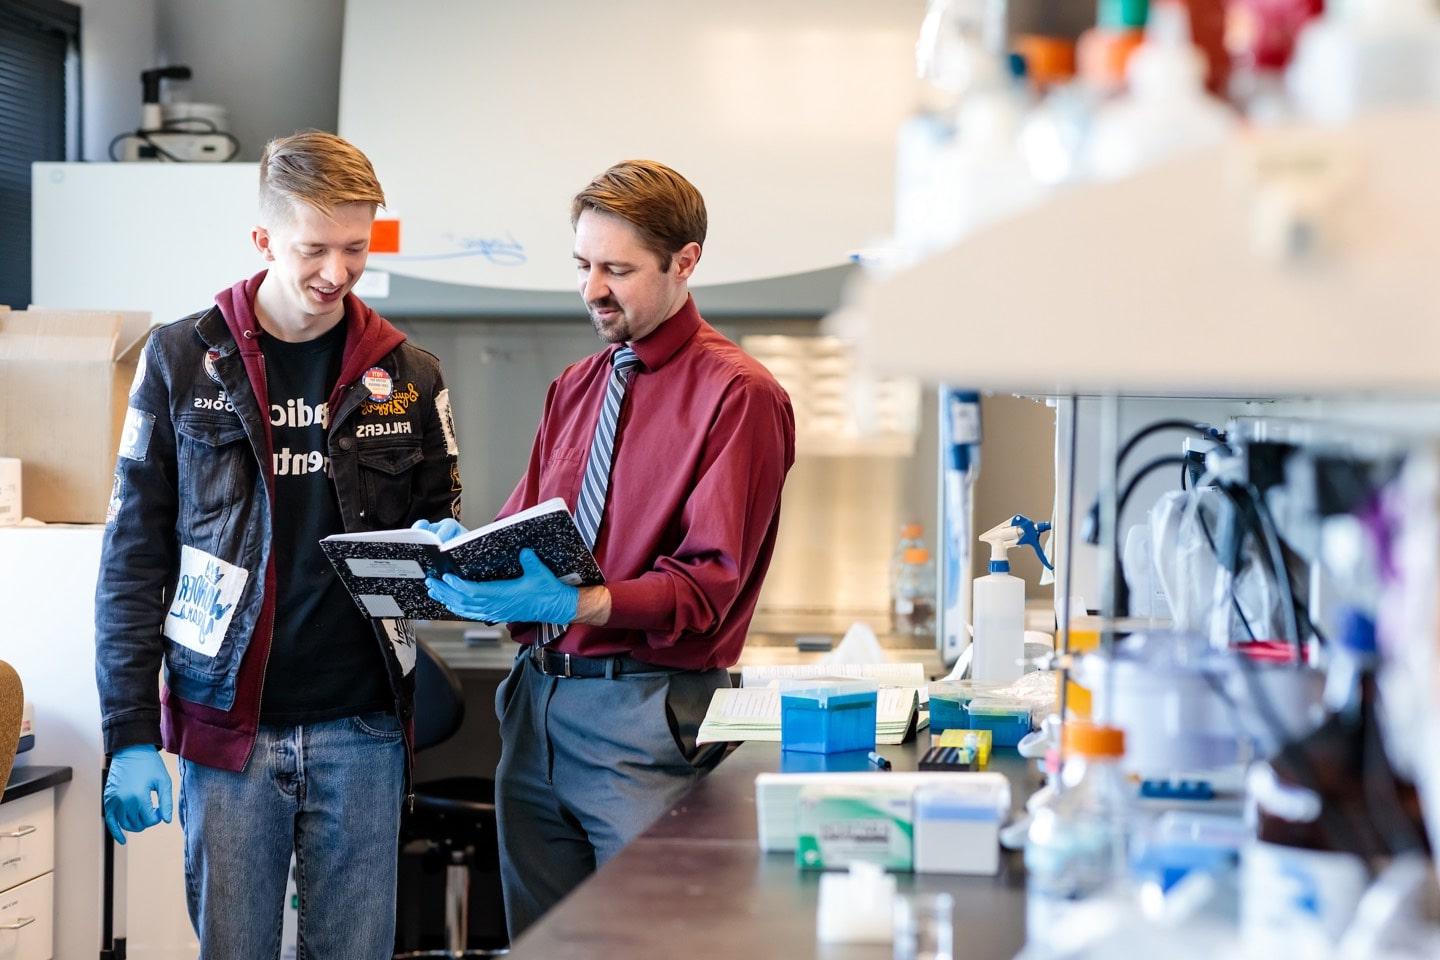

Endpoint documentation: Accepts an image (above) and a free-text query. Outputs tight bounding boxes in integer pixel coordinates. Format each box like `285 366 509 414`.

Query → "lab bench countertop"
2 764 72 805
504 738 1037 959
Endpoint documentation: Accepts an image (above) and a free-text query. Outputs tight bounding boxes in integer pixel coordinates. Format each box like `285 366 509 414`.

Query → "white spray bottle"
973 515 1052 682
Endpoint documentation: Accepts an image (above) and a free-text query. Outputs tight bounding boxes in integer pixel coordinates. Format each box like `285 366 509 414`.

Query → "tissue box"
796 784 914 871
757 771 1012 853
0 457 19 526
780 681 878 754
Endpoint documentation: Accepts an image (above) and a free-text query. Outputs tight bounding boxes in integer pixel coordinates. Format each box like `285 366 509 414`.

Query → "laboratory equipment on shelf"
1025 723 1132 958
110 65 240 162
1243 608 1432 955
891 522 928 599
1084 1 1237 180
1076 0 1149 96
893 545 938 642
938 389 981 665
893 0 1042 262
1287 0 1440 125
972 514 1052 682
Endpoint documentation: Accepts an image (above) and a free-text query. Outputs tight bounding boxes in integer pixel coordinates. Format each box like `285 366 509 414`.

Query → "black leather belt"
526 644 674 679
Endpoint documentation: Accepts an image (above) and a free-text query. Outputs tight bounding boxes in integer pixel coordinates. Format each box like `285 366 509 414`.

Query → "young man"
423 160 795 936
95 131 462 958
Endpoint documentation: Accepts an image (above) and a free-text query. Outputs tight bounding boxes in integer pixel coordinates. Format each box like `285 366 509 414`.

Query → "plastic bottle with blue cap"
972 514 1052 682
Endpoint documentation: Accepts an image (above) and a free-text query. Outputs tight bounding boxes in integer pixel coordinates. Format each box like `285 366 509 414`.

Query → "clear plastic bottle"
1024 723 1131 956
891 523 926 597
892 547 937 641
1287 0 1440 125
1084 1 1236 180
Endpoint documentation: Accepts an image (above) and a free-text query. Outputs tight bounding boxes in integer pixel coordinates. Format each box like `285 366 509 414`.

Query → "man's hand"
412 517 468 542
426 549 579 625
102 744 173 845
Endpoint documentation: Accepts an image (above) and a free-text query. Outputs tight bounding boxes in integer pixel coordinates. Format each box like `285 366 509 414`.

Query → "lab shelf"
836 108 1440 398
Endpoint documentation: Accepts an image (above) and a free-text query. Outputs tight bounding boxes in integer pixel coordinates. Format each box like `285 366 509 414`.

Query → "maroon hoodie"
159 271 410 770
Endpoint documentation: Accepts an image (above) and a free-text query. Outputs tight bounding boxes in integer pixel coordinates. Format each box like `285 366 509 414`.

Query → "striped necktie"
539 345 640 643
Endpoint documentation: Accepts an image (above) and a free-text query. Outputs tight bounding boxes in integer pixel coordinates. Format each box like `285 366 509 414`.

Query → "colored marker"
868 751 891 770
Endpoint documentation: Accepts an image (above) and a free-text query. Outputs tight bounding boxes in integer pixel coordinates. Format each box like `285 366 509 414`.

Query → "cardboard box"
0 309 151 522
0 457 19 525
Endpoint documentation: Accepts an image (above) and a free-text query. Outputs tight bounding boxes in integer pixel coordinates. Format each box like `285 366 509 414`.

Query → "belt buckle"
562 652 573 678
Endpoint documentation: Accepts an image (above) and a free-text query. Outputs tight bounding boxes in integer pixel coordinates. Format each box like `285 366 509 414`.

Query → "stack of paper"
696 687 922 746
740 661 928 690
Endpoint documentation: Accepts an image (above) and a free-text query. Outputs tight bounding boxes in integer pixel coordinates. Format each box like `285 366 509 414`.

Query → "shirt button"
338 437 354 451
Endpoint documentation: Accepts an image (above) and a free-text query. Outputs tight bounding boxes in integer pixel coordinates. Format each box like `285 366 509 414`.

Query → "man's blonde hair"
571 160 706 270
258 131 386 223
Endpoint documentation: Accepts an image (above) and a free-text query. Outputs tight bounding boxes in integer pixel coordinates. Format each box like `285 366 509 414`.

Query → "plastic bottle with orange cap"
892 527 937 641
1024 721 1133 956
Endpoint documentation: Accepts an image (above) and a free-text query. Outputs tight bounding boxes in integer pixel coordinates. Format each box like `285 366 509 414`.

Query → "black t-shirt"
259 320 392 724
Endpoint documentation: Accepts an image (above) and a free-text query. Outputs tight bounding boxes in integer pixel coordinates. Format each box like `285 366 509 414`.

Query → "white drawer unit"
0 794 54 894
0 872 53 960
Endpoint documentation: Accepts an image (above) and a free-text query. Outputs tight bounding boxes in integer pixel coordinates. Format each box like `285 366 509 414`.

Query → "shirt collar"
626 295 700 372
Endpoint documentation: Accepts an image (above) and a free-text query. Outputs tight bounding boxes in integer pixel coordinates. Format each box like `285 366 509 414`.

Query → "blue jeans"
178 711 406 959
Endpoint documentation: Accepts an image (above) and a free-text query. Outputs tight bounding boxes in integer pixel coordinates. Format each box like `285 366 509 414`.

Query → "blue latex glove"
103 744 173 845
425 549 579 625
412 517 468 542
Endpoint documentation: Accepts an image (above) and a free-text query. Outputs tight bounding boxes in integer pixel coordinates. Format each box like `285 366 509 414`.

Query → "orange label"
370 219 401 254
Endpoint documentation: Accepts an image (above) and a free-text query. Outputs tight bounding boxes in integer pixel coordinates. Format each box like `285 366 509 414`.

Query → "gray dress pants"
493 651 730 938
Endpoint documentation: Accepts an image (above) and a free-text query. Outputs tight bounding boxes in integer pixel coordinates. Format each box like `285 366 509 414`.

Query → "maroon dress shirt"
498 296 796 670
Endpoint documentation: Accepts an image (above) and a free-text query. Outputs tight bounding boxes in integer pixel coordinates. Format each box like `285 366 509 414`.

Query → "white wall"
340 0 927 291
1 527 194 960
75 0 158 161
155 0 346 160
70 0 344 162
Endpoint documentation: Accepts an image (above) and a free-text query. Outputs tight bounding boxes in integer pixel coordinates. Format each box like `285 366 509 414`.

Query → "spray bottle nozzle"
979 514 1054 573
1011 515 1054 571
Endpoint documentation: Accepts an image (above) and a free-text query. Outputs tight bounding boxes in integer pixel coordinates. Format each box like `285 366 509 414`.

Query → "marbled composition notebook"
320 497 603 621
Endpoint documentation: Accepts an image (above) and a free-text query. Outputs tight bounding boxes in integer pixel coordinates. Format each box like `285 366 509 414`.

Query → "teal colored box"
966 702 1031 747
780 685 878 754
929 697 968 735
927 681 1007 735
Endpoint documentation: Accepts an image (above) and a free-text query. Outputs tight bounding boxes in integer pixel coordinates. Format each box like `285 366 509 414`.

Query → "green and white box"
796 785 914 871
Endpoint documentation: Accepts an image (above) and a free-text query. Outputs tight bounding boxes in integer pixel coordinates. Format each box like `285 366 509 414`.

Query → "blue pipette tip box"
780 748 875 773
964 698 1032 748
780 683 878 754
927 681 1008 736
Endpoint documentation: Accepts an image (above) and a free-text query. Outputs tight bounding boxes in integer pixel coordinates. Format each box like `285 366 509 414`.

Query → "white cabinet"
0 873 53 960
0 793 54 895
0 788 57 960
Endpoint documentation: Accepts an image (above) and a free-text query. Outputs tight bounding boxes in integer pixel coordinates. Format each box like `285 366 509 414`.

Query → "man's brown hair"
259 131 386 223
571 160 707 270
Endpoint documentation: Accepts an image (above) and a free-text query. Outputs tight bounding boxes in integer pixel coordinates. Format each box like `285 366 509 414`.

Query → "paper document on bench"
739 661 928 698
696 687 921 746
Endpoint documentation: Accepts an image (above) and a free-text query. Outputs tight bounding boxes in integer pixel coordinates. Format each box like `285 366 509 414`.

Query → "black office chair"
394 639 508 959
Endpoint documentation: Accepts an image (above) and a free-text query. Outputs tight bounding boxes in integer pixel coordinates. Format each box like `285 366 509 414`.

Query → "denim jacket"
95 274 461 772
